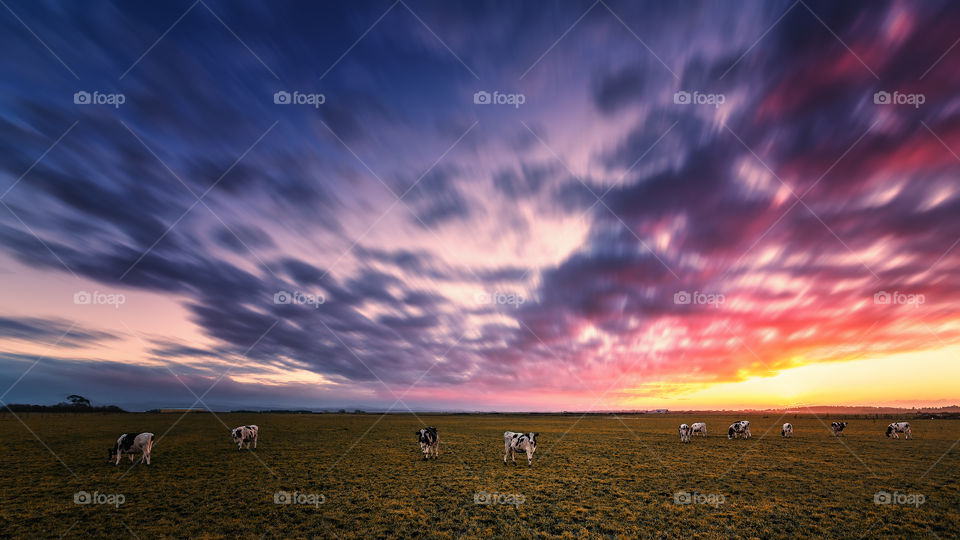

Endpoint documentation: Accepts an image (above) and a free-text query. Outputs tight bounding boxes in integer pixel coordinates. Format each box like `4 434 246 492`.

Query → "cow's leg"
511 449 516 465
527 450 532 466
503 443 509 465
253 434 258 449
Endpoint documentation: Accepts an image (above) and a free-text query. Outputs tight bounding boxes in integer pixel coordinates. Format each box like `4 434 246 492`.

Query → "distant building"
650 409 669 414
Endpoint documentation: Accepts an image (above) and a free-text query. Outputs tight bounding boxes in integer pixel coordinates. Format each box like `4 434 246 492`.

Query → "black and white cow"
417 427 439 460
728 420 751 439
830 422 847 436
109 432 154 466
782 423 793 438
231 425 259 450
678 424 692 443
503 431 538 466
886 422 912 439
691 422 707 437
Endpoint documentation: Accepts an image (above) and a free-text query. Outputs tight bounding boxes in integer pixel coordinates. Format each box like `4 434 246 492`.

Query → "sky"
1 0 959 411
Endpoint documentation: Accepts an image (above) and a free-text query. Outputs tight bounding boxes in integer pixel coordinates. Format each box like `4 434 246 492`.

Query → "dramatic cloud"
1 0 959 410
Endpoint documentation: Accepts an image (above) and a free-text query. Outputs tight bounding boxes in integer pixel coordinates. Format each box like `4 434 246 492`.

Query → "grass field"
0 413 957 538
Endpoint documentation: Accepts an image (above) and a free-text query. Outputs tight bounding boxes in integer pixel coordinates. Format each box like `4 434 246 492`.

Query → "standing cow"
503 431 538 466
231 425 259 450
886 422 912 439
109 432 154 466
728 420 751 439
678 424 692 443
782 423 793 438
417 427 439 459
691 422 707 437
830 422 847 437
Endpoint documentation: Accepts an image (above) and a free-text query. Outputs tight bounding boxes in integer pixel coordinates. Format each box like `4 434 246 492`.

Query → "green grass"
0 413 957 538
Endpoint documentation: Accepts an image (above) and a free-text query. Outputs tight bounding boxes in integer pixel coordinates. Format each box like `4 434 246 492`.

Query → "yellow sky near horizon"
626 344 960 410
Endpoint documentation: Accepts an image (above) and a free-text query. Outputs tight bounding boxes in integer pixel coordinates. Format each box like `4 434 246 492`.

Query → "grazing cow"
231 425 259 450
782 423 793 438
417 427 439 459
830 422 847 436
691 422 707 437
886 422 912 439
678 424 692 443
109 433 154 466
503 431 539 466
728 420 751 439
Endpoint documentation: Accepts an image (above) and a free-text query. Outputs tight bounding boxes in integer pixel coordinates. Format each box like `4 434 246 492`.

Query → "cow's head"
886 424 893 437
108 445 118 460
109 434 131 460
528 432 539 453
231 428 242 441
